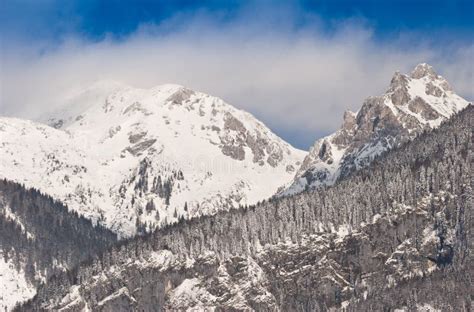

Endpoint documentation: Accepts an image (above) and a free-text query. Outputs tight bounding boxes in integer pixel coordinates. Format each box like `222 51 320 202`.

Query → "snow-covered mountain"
281 63 470 196
0 83 305 237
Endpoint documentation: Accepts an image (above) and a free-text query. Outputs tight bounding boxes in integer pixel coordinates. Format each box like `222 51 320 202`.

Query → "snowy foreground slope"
282 63 470 196
0 83 305 236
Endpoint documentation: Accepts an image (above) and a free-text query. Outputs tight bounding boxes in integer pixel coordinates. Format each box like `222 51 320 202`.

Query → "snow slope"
281 63 470 195
0 251 36 311
0 83 305 237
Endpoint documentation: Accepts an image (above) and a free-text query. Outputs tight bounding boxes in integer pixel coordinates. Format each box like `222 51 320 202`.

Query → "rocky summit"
281 63 470 196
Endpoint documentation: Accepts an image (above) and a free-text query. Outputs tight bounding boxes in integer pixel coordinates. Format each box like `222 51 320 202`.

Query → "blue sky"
2 0 473 41
1 0 473 149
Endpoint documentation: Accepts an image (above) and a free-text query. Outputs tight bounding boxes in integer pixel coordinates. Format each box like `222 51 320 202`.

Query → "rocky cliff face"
20 106 472 311
0 83 305 237
281 63 470 196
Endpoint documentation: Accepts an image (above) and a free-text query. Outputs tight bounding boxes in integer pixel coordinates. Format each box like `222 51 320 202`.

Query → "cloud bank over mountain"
1 4 472 148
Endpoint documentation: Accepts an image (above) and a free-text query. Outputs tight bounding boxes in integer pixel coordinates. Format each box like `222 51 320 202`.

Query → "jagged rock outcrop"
19 106 472 311
281 63 470 196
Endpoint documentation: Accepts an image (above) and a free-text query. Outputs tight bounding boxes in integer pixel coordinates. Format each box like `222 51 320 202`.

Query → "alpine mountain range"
0 64 472 311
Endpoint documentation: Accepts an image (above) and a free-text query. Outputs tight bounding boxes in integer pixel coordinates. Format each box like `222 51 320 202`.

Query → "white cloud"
1 10 472 148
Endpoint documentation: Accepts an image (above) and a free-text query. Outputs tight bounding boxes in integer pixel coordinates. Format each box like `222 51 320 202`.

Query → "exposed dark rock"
425 82 444 97
410 63 438 79
128 131 147 144
48 118 64 129
123 102 152 116
124 139 157 156
167 88 195 105
408 96 440 120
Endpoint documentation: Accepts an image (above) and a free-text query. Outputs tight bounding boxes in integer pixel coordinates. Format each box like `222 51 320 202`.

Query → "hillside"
20 105 472 311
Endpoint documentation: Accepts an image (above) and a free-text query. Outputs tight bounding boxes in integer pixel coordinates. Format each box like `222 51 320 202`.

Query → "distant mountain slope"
281 63 470 196
0 180 117 311
20 105 472 311
0 84 305 236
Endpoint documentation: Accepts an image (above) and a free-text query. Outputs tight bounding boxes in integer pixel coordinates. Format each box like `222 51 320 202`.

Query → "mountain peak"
341 110 357 131
87 79 128 89
389 70 409 91
151 83 187 93
2 82 306 237
410 63 438 79
282 63 469 196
